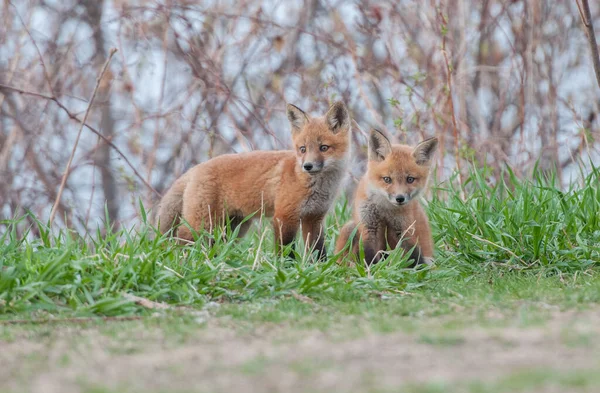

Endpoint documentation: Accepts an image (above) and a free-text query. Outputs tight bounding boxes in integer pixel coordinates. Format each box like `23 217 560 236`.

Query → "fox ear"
325 101 350 134
368 129 392 162
413 137 438 165
287 104 309 133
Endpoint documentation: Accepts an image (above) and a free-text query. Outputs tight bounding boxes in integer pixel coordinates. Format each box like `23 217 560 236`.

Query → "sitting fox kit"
155 101 351 259
335 129 438 266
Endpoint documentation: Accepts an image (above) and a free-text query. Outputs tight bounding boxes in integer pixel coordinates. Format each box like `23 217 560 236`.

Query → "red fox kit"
335 129 438 266
155 101 351 259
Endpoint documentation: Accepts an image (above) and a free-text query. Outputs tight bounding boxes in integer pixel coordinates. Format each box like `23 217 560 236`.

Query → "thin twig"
0 83 161 198
122 293 171 310
439 8 465 200
11 2 54 95
577 0 600 89
252 229 268 270
49 48 118 226
290 291 315 304
147 4 172 184
84 137 100 228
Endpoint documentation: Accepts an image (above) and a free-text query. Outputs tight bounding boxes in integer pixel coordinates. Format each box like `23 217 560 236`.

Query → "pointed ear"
413 137 438 165
368 129 392 162
325 101 350 134
287 103 309 133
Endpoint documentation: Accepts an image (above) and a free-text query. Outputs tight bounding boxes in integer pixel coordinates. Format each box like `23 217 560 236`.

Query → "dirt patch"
2 308 600 393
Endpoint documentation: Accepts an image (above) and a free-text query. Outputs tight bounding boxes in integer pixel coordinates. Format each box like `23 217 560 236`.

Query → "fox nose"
395 195 406 205
303 163 314 171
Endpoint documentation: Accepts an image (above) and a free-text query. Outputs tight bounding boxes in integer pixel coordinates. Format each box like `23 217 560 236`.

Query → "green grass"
1 271 598 344
430 166 600 273
37 369 600 393
0 167 599 319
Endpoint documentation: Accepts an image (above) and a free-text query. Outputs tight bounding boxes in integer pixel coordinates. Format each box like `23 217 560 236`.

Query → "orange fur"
335 129 437 266
155 101 352 259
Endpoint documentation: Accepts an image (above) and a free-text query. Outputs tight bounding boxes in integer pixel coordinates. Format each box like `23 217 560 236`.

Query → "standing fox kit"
335 129 438 266
155 101 351 259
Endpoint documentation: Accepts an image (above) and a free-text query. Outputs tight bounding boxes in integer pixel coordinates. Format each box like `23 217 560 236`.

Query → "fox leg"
176 223 194 243
272 213 299 255
413 206 434 265
393 222 431 267
400 209 434 266
301 215 326 261
399 241 426 266
335 221 361 267
399 240 433 266
335 221 357 254
178 197 222 244
362 226 386 265
227 215 253 239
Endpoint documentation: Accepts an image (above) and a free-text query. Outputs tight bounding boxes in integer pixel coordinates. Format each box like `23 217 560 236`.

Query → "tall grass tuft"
430 166 600 273
1 167 598 317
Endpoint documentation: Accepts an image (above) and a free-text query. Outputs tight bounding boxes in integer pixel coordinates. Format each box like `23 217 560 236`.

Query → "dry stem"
49 48 118 226
577 0 600 89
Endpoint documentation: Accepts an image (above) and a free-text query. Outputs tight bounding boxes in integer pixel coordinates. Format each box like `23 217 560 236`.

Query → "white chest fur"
359 193 409 233
300 163 345 217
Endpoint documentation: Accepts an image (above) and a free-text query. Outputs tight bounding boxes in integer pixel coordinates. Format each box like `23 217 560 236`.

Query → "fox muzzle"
302 161 324 174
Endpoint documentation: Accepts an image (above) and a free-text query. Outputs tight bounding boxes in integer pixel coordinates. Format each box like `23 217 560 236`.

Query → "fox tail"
154 174 188 234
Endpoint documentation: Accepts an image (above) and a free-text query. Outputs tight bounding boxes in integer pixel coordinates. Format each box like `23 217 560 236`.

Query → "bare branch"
0 83 161 198
578 0 600 89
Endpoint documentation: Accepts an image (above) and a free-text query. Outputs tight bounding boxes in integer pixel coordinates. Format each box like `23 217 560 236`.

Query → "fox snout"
302 160 324 174
392 193 410 206
394 194 408 205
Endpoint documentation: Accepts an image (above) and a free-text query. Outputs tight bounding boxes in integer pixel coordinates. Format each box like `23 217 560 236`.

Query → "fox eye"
383 177 392 184
319 145 329 152
299 146 306 154
406 176 415 184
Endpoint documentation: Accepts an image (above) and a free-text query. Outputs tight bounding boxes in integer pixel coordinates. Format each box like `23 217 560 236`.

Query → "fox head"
286 101 351 175
366 129 438 207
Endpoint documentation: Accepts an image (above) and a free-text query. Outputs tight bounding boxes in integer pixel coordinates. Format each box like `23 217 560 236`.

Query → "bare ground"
2 307 600 393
